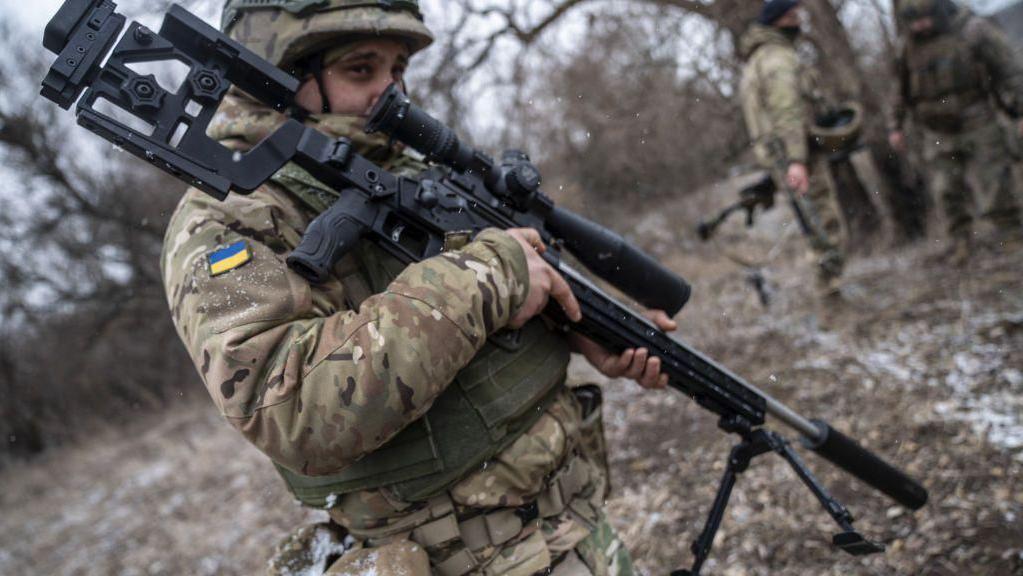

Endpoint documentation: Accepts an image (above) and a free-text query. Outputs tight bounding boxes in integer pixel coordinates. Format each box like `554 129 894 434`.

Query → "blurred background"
1 0 1022 574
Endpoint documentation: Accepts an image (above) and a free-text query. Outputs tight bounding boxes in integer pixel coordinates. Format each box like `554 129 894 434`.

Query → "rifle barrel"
553 260 928 511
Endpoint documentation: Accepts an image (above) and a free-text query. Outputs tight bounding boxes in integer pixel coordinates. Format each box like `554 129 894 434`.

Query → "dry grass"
0 404 319 575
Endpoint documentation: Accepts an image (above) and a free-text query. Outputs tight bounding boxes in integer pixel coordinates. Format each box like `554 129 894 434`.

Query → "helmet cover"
222 0 433 72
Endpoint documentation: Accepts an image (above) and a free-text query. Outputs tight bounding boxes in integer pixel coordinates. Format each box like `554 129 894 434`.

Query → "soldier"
738 0 848 297
160 1 676 574
889 0 1023 264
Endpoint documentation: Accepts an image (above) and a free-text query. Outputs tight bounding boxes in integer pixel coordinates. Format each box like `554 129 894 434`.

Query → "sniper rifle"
39 2 928 573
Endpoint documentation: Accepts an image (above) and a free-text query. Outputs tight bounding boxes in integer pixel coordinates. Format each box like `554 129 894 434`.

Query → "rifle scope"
367 85 691 316
366 85 477 173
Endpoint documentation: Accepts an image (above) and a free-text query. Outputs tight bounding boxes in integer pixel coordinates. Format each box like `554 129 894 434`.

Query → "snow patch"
129 460 173 489
936 391 1023 452
931 314 1023 457
863 351 913 382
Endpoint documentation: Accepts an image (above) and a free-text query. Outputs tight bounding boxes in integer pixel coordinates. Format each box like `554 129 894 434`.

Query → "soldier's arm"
758 47 810 165
970 18 1023 117
162 194 529 476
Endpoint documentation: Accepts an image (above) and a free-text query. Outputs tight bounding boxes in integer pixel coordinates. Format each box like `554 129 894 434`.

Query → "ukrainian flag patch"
208 241 252 276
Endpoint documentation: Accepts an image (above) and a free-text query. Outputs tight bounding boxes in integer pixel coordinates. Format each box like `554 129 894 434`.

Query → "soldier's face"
909 17 934 34
773 7 804 30
295 38 411 117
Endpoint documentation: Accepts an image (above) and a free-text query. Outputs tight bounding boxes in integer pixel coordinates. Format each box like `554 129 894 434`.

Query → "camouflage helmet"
811 102 863 154
221 0 434 72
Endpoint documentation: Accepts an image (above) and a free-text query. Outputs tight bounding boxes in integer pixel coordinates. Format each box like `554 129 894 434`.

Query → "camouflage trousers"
269 511 635 576
268 386 635 576
921 119 1023 240
552 513 635 576
773 154 846 282
359 477 634 576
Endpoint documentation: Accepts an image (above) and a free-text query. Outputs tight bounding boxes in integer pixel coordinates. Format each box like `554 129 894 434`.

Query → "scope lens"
365 83 406 136
366 84 475 171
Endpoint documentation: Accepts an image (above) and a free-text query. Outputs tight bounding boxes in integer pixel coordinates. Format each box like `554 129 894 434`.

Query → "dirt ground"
2 183 1021 575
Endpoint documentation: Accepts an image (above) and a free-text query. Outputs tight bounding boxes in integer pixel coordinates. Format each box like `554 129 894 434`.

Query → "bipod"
671 416 884 576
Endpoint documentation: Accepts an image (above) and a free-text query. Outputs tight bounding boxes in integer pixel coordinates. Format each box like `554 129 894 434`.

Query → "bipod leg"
767 431 885 556
671 425 773 576
698 203 743 241
744 268 771 308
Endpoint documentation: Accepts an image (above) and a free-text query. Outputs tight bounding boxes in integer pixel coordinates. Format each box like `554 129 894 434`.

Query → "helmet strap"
305 52 332 114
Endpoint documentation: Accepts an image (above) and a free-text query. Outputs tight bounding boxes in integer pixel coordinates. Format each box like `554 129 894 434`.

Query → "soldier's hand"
506 228 582 329
786 162 810 196
571 309 677 390
889 130 905 153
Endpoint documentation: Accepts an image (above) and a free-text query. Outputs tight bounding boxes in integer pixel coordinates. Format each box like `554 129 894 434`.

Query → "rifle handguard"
805 420 928 510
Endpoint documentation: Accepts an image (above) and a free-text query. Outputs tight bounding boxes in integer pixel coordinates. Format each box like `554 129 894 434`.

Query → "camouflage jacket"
893 10 1023 130
160 93 555 478
160 94 608 556
739 24 818 168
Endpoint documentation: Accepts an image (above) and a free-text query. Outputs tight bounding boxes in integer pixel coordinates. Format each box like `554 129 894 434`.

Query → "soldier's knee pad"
267 523 349 576
325 540 430 576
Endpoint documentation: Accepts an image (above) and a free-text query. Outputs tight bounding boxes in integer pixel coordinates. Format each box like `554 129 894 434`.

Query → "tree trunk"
869 141 929 242
804 0 928 242
826 154 877 250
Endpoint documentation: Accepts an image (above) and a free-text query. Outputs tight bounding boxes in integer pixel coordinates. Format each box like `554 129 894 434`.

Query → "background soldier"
890 0 1023 264
161 1 675 574
738 0 848 298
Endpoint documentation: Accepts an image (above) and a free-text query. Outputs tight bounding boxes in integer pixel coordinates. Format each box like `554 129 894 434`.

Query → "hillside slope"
2 189 1021 575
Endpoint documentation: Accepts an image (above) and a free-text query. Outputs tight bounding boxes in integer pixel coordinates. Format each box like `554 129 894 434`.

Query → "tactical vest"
269 163 572 506
905 29 988 131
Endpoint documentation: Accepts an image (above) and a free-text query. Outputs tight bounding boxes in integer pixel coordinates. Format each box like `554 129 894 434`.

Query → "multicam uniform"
739 24 846 285
161 3 634 575
892 2 1023 243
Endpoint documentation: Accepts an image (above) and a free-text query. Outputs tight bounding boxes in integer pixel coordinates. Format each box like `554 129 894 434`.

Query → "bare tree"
416 0 928 241
0 19 195 460
504 7 747 217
